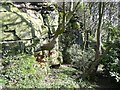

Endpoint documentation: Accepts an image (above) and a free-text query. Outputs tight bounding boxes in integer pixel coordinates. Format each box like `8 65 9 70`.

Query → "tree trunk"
70 0 73 12
84 2 105 79
83 4 86 50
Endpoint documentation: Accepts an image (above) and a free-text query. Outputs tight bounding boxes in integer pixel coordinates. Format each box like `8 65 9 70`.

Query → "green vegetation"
1 54 92 88
101 40 120 82
1 54 45 88
0 1 120 89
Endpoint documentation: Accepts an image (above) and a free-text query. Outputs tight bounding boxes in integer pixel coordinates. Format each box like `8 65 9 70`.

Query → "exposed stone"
1 2 62 65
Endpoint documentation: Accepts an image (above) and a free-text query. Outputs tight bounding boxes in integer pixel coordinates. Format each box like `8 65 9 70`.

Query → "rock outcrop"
0 2 62 65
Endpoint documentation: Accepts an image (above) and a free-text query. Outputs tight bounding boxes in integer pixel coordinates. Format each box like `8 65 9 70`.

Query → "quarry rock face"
0 2 62 64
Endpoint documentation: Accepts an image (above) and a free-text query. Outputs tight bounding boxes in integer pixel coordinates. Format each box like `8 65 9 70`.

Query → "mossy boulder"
0 4 48 40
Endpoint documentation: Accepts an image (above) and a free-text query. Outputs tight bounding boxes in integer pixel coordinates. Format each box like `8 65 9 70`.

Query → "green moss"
1 54 47 88
72 22 80 30
1 54 93 88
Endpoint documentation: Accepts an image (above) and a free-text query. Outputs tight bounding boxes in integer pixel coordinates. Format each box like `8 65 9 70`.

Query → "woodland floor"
60 64 120 89
48 64 120 89
94 71 120 89
1 61 120 88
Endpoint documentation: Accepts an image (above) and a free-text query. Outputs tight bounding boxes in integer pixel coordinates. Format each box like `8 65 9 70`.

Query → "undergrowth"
0 54 92 88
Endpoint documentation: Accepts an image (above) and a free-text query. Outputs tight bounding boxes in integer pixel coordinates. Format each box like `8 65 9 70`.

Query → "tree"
84 2 105 79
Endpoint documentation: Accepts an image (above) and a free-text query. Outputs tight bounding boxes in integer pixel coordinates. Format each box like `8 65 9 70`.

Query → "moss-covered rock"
1 2 62 66
1 9 47 40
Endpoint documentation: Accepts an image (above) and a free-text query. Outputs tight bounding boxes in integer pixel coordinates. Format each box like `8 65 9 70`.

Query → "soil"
62 64 120 89
94 71 120 89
